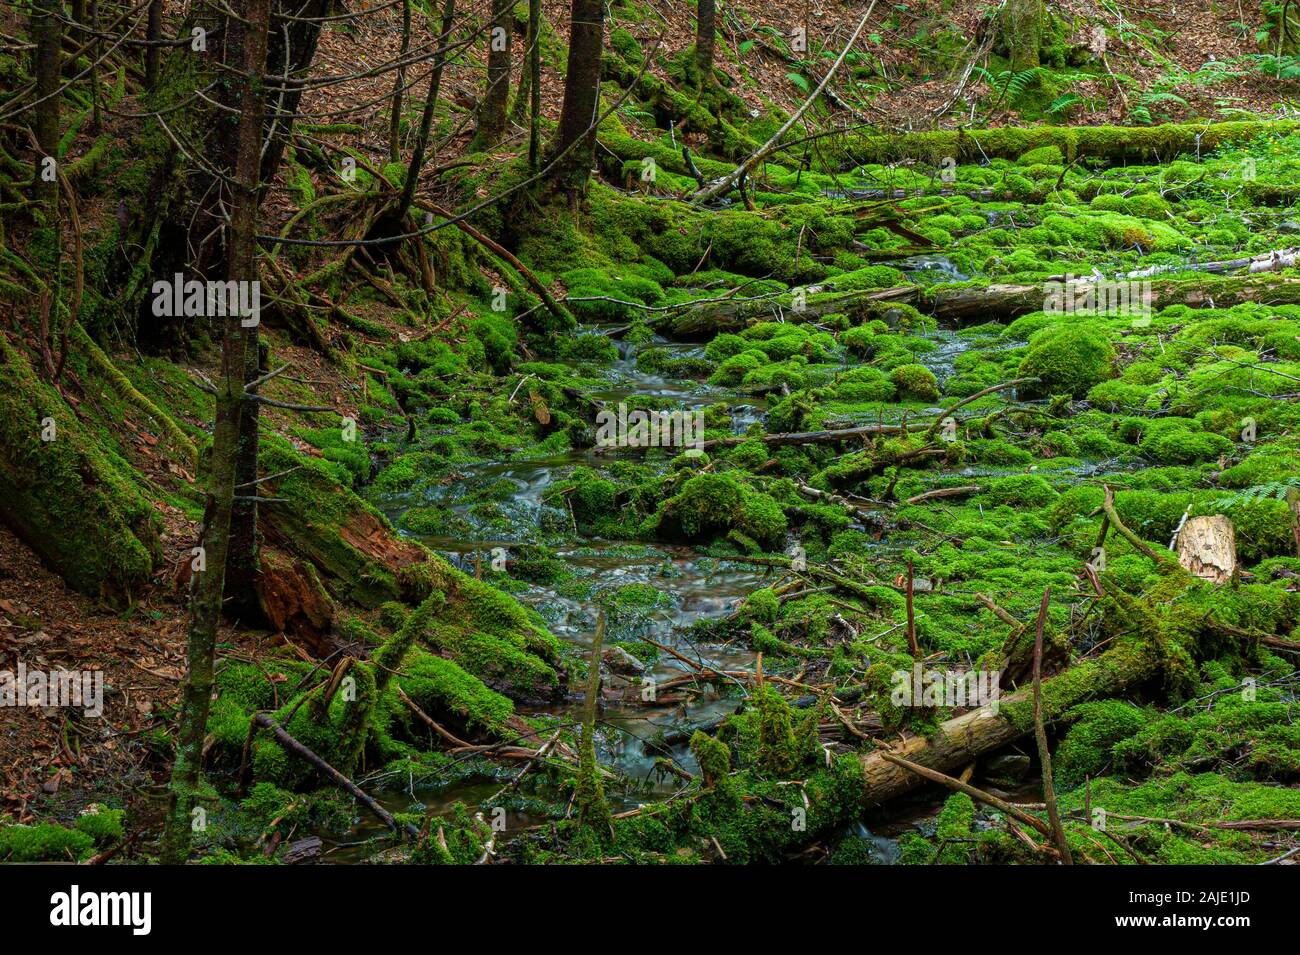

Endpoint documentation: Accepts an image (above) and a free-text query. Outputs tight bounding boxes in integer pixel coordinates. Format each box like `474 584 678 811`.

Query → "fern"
1047 92 1081 116
972 66 1044 112
1210 480 1300 510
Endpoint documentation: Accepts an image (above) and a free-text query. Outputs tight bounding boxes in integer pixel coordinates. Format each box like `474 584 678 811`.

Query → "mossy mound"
1017 324 1116 398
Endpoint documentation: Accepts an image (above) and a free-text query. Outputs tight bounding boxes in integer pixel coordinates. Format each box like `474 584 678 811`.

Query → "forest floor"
2 0 1300 864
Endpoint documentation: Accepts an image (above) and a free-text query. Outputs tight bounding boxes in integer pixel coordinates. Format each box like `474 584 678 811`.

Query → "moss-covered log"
259 441 427 608
668 274 1300 336
0 336 161 603
858 636 1159 807
845 120 1300 167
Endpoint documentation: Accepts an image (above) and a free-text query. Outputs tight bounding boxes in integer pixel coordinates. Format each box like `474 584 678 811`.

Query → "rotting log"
858 637 1158 807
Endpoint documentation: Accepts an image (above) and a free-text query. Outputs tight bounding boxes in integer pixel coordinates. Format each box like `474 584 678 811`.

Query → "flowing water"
330 318 1051 862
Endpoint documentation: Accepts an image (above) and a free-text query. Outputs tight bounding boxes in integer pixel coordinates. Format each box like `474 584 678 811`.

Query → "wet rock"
602 645 646 675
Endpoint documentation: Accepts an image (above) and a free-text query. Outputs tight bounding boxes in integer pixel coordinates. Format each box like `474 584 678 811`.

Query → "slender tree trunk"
88 0 101 132
260 0 332 190
223 336 262 619
473 0 513 148
527 0 540 170
508 0 534 130
146 0 164 89
160 0 271 865
551 0 604 200
31 0 61 203
226 0 331 609
695 0 716 82
394 0 457 223
389 0 412 164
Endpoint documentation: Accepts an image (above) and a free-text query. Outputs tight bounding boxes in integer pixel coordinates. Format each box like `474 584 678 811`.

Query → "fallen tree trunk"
0 336 162 605
843 120 1299 166
857 637 1158 807
669 275 1300 336
699 422 906 450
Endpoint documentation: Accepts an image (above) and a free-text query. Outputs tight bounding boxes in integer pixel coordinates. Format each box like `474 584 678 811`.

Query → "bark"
260 0 333 189
227 0 332 612
1176 516 1237 585
474 0 513 148
146 0 163 89
389 0 413 164
394 0 458 223
161 0 270 865
31 0 61 202
550 0 605 200
527 0 541 170
695 0 716 80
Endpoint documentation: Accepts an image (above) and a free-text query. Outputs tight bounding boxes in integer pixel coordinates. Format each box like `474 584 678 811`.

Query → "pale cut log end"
1176 514 1237 585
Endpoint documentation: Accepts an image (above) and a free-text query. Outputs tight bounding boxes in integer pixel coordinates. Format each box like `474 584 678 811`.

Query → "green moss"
690 731 733 789
1017 325 1116 398
396 652 514 734
755 685 798 777
1055 700 1152 786
986 473 1057 508
0 337 161 603
890 363 941 402
645 473 788 547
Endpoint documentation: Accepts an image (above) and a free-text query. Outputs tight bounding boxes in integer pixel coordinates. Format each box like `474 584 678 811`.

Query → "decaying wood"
857 638 1157 807
1176 515 1237 585
905 485 982 505
700 422 908 450
280 835 322 864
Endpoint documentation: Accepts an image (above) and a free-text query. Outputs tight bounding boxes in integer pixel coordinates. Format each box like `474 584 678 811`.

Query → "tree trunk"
550 0 605 200
1001 0 1043 71
858 638 1158 807
259 0 333 190
667 274 1300 337
473 0 513 148
226 0 332 610
527 0 541 170
389 0 412 163
695 0 716 81
146 0 163 89
31 0 60 203
161 0 271 865
394 0 458 223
